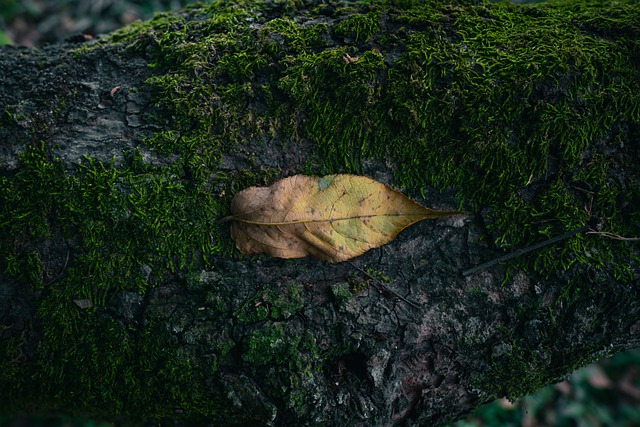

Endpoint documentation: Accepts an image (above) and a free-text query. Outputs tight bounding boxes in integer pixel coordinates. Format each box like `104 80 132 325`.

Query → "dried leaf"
229 174 465 263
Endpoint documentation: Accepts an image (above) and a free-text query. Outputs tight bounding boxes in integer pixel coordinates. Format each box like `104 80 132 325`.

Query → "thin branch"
462 225 589 276
586 231 640 241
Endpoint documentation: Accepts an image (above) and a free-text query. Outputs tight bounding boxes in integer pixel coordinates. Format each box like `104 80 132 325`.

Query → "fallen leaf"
228 174 465 262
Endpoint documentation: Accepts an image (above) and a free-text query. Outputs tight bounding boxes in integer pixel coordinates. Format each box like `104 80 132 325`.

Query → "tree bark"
1 1 639 425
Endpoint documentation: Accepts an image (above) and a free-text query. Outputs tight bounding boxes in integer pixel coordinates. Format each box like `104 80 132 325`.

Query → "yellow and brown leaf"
228 174 465 262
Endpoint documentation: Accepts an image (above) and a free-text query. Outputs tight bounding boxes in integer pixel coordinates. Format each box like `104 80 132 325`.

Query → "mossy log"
1 0 639 425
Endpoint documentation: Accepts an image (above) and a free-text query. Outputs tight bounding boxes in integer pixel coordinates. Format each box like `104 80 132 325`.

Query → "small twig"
462 225 589 277
586 231 640 241
47 250 70 285
348 261 422 310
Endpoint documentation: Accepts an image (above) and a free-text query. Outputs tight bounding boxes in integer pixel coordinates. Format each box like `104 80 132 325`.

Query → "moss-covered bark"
1 0 639 425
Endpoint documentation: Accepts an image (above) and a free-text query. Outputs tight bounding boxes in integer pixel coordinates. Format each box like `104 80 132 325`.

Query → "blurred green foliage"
0 0 201 46
0 31 11 45
454 349 640 426
0 0 17 19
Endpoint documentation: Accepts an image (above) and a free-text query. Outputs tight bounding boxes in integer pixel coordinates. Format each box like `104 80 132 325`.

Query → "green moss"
242 322 302 366
62 153 227 299
268 281 304 319
474 331 605 402
262 17 329 54
0 142 66 240
330 282 353 306
234 280 304 323
4 289 235 421
334 11 381 44
99 0 639 281
475 340 548 401
0 141 236 418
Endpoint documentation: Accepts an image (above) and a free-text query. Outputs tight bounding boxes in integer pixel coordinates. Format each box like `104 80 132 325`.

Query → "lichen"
330 282 353 307
233 280 304 322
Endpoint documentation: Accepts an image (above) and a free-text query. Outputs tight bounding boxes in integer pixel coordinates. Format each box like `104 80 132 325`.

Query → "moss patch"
233 280 304 323
98 0 640 279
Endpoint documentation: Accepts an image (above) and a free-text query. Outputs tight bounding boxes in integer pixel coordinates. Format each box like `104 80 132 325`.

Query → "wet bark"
1 1 639 426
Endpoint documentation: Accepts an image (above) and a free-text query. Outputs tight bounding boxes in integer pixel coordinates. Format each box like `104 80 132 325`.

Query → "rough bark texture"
1 1 639 425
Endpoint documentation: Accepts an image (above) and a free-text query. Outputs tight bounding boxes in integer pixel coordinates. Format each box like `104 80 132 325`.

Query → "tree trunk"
1 1 639 425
